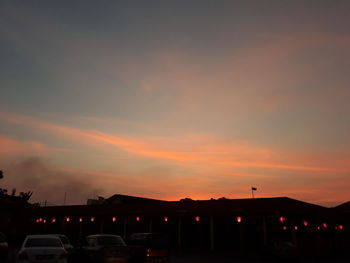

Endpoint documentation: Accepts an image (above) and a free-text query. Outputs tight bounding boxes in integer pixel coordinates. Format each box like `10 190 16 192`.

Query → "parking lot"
169 252 350 263
5 249 350 263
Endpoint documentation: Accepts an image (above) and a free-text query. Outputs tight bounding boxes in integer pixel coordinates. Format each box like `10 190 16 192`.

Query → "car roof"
50 234 68 238
26 235 61 239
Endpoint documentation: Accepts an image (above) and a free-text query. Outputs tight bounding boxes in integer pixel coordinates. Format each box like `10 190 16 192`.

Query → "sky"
1 0 350 206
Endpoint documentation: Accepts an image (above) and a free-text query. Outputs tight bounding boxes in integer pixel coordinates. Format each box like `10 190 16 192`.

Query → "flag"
251 187 257 191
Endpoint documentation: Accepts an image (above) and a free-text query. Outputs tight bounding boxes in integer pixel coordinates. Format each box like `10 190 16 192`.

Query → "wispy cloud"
1 111 348 173
0 135 51 156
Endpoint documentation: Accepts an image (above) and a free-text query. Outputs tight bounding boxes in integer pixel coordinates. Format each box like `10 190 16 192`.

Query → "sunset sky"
1 0 350 206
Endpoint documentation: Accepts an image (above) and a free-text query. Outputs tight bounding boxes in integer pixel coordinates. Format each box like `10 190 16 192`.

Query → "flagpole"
251 187 257 198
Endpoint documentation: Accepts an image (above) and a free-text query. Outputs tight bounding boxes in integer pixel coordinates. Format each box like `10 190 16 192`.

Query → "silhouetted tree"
19 191 33 201
0 187 33 202
0 188 7 196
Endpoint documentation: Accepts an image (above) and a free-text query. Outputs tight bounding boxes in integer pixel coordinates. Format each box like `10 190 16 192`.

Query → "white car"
17 235 68 263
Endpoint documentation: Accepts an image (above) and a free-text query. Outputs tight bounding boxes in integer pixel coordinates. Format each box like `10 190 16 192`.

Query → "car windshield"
59 236 70 245
25 238 62 247
97 236 126 246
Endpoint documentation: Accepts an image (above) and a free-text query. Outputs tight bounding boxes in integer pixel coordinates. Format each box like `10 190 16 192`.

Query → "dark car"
83 234 129 263
52 234 74 253
128 233 169 263
263 240 298 260
0 232 9 262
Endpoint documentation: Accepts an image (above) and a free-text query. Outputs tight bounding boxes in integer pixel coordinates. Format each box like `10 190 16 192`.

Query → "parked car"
83 234 130 263
52 234 74 253
263 240 298 260
17 234 68 263
128 233 169 263
0 232 9 262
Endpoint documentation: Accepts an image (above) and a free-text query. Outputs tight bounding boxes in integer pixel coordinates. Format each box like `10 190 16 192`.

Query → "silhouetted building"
26 194 349 257
86 196 105 205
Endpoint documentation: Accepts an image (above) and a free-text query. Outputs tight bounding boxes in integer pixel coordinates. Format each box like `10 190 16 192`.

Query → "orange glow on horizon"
1 111 350 205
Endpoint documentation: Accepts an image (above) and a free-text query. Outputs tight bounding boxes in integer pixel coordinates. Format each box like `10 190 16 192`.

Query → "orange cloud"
1 112 349 174
0 135 50 156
